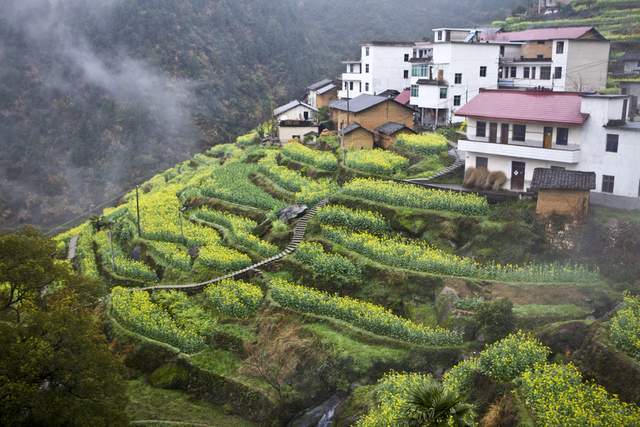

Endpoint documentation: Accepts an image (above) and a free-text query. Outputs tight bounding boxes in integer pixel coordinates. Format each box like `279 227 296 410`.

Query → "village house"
306 79 337 109
273 100 319 143
338 41 414 99
340 123 375 150
375 122 416 149
410 28 502 126
456 89 640 209
485 26 610 92
619 52 640 76
620 80 640 119
530 168 595 220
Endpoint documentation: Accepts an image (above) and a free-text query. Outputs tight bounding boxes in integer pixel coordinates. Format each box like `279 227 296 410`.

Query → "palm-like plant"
404 382 475 427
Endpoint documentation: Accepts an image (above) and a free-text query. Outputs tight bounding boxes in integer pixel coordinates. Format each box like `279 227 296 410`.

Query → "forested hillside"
0 0 520 231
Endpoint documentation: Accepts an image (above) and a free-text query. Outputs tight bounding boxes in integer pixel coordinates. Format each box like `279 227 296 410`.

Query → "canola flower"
144 240 192 271
610 293 640 361
321 225 597 283
315 205 390 235
204 279 264 317
94 231 158 282
110 287 210 352
519 362 640 426
345 149 409 175
342 178 489 215
281 141 338 171
269 278 461 346
395 132 449 156
293 241 361 284
477 331 550 382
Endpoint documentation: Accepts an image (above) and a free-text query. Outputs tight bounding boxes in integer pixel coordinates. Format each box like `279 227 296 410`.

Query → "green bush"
475 298 515 343
610 293 640 361
442 357 480 396
478 331 549 382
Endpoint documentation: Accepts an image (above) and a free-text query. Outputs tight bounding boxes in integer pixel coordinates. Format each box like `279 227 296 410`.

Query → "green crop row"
144 240 192 271
204 279 264 318
292 241 361 285
269 278 462 346
315 205 390 234
281 141 338 171
395 132 449 156
95 231 158 282
345 149 409 175
610 293 640 361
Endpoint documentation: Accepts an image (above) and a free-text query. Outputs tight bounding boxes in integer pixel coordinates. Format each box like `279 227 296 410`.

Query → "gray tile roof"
307 79 334 91
316 83 336 95
340 122 372 135
376 122 413 136
530 168 596 191
330 94 389 113
273 100 317 117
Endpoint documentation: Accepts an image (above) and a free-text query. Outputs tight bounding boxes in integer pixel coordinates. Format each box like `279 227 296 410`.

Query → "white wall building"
338 41 414 99
273 100 317 122
410 28 501 126
485 27 610 92
273 100 319 143
457 89 640 209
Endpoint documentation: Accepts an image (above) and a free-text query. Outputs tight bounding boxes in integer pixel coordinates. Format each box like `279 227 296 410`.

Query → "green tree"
475 298 515 344
404 382 475 427
0 228 128 426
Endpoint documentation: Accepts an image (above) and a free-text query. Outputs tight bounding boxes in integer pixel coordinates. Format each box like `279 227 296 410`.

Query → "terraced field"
55 131 629 425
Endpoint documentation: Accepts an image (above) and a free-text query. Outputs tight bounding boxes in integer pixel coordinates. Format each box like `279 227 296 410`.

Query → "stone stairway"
139 198 329 293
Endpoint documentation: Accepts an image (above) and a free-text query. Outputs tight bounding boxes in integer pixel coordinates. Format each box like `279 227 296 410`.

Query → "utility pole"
135 185 142 236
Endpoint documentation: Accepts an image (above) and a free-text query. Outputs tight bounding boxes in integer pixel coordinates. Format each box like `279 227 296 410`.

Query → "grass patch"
126 379 255 426
513 304 591 319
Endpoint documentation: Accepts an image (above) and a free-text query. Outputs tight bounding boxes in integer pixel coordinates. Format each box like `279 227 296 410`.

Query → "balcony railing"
458 139 580 164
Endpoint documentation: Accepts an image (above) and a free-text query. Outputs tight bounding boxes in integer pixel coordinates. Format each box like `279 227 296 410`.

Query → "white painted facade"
274 104 316 122
499 39 609 92
278 125 319 143
410 32 501 126
338 43 414 99
458 94 640 207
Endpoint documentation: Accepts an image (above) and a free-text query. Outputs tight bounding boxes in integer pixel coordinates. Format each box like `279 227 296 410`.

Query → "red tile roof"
395 89 411 105
485 26 604 42
455 90 588 125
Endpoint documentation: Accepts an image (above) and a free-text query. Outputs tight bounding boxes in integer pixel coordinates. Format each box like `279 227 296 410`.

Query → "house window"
454 73 462 84
439 87 447 99
512 124 526 141
404 70 409 79
556 41 564 54
606 134 619 152
365 82 370 92
365 47 370 56
531 67 536 79
602 175 615 193
365 64 369 73
404 53 410 62
344 81 348 90
537 40 545 45
411 85 419 97
523 67 530 78
453 95 461 106
500 45 505 56
556 128 568 145
541 66 551 80
303 111 309 120
510 67 517 78
480 66 487 77
476 121 486 137
476 157 488 169
412 63 428 77
554 67 563 79
349 81 354 91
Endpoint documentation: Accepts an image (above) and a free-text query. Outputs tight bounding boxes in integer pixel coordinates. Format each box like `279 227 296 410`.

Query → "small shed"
278 120 319 143
375 121 416 149
530 168 596 220
340 123 374 150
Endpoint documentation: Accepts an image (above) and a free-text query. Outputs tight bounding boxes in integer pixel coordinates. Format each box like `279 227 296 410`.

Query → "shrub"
315 205 389 234
442 357 481 396
345 149 409 175
610 293 640 361
204 279 263 317
269 278 462 346
475 298 515 343
395 132 449 156
519 363 640 426
478 331 549 382
488 171 507 191
281 141 338 171
293 241 361 285
342 178 489 215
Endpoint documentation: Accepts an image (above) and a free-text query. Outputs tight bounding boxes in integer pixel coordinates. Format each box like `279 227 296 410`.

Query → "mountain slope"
0 0 521 230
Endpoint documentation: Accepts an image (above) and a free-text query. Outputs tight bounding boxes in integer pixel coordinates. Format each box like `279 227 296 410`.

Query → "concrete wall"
362 45 414 95
277 105 316 122
278 125 319 143
343 128 374 150
466 117 581 149
565 40 610 92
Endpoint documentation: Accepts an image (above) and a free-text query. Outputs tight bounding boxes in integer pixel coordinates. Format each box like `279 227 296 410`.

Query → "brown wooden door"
511 161 525 191
437 69 444 81
489 123 498 143
500 124 509 144
543 127 553 148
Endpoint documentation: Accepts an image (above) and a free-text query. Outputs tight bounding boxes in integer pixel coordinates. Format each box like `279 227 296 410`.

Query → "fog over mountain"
0 0 521 230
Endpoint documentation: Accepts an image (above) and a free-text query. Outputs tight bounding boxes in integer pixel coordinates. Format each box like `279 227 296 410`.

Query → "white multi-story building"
457 89 640 209
338 41 414 99
410 28 501 126
484 26 610 92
